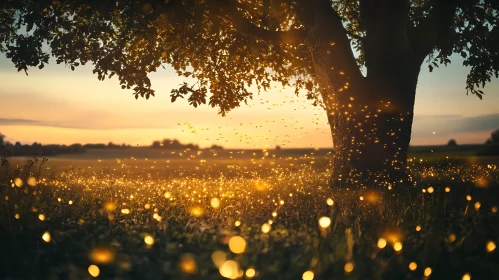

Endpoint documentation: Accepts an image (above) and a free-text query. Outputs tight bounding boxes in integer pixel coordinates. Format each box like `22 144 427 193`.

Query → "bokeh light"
228 236 246 254
377 238 387 249
261 223 271 233
302 271 314 280
180 254 197 274
318 217 331 229
219 260 239 279
344 262 354 273
42 232 51 242
486 241 496 252
246 268 256 278
88 265 100 277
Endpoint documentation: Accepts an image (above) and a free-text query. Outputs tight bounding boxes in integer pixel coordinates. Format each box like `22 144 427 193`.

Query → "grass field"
1 149 499 279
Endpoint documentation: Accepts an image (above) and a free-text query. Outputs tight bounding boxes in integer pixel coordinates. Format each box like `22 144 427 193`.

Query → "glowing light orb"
466 195 472 201
445 187 451 192
88 265 100 277
476 178 488 188
27 177 37 187
377 238 387 249
427 186 434 193
90 247 115 264
254 182 267 191
180 254 197 274
449 234 457 242
474 202 481 211
416 225 422 232
366 193 379 203
261 223 271 233
486 241 496 252
246 268 256 278
228 236 246 254
424 267 432 277
409 262 417 271
318 217 331 229
302 271 314 280
190 206 204 217
219 260 239 279
234 220 241 227
211 198 221 209
462 273 471 280
14 178 23 187
42 231 51 242
344 262 354 273
164 192 172 199
393 242 403 252
104 201 117 211
38 214 45 221
326 198 334 206
144 235 154 246
211 251 227 268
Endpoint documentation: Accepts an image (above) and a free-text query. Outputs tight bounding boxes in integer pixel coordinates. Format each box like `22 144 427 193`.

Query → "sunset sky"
0 54 498 149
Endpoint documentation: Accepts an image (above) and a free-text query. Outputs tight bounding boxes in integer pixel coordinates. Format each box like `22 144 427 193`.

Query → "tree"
0 133 5 147
152 141 161 148
1 0 498 188
479 129 499 156
491 129 499 144
447 139 457 147
485 129 499 144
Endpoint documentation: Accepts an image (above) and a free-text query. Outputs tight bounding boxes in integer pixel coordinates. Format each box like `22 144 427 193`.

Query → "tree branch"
214 0 307 45
309 0 364 83
410 0 459 63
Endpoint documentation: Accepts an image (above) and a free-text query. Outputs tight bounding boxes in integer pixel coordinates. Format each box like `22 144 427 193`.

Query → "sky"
0 53 498 149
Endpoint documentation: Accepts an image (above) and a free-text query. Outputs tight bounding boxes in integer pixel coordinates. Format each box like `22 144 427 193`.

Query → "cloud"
0 118 40 125
452 114 499 132
0 116 175 130
413 114 461 120
412 114 499 138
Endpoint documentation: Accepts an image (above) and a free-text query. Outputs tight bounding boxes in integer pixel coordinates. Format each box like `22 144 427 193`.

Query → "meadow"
1 148 499 280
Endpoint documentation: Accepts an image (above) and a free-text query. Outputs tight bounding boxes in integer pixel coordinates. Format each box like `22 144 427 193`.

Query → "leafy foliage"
0 0 498 113
486 129 499 144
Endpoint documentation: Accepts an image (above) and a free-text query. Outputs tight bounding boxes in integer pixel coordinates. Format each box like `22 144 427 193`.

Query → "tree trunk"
324 70 420 190
300 0 424 190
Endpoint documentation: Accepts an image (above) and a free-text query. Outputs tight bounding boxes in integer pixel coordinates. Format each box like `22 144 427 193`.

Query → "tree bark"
300 0 426 190
307 39 421 189
323 65 421 189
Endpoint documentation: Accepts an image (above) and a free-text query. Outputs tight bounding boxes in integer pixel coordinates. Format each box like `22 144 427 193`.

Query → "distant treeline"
477 129 499 156
83 142 132 149
151 139 224 150
0 132 221 157
0 134 131 156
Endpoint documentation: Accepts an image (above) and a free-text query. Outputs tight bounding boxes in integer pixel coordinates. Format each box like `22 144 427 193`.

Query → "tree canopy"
486 129 499 144
1 0 498 115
